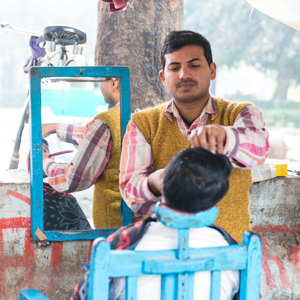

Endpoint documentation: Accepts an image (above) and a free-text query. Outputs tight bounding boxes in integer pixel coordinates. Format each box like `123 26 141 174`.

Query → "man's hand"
189 124 227 154
147 168 165 197
42 123 58 138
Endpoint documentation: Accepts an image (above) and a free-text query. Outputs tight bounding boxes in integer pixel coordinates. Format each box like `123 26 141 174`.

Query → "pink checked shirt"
43 118 112 193
119 97 269 215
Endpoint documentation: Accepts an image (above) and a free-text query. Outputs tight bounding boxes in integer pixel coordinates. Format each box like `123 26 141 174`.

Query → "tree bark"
95 0 183 112
272 62 295 103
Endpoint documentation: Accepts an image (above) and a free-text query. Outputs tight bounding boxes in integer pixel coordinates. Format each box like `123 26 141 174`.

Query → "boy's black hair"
42 138 49 147
162 147 232 213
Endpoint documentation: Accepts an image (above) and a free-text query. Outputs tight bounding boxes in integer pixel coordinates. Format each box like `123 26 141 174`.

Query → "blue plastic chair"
20 204 262 300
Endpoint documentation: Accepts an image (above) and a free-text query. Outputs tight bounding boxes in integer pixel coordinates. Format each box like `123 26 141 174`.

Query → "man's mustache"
176 80 197 88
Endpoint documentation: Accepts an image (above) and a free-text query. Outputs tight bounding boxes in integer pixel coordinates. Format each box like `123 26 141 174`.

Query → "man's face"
159 45 216 105
100 79 112 105
100 78 119 106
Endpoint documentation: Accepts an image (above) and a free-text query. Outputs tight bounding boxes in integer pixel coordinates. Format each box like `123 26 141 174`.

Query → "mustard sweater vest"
132 98 253 243
92 105 121 229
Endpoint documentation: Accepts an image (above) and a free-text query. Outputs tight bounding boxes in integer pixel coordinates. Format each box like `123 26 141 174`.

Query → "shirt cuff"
43 158 53 175
223 126 239 157
142 177 161 202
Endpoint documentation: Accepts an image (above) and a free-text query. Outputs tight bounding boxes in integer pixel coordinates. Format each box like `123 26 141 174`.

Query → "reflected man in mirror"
119 30 269 243
42 77 121 229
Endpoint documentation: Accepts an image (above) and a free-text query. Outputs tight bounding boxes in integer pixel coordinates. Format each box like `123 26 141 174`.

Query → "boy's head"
161 30 213 71
27 139 51 176
42 138 50 155
162 147 232 213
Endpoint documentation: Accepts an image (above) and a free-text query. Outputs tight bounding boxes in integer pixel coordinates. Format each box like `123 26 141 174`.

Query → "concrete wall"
1 170 300 299
250 176 300 299
0 170 91 300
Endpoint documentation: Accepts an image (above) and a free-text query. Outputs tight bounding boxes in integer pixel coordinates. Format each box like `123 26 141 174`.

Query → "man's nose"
179 66 191 80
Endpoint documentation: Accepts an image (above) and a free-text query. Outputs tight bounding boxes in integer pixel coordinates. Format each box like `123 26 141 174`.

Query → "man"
42 77 121 229
119 30 269 242
71 148 239 300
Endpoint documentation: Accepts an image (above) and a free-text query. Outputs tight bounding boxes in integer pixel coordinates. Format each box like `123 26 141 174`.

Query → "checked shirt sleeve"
222 105 269 168
43 119 112 193
119 120 159 215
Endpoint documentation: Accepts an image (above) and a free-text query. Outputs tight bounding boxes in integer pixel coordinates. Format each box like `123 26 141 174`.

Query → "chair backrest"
87 204 262 300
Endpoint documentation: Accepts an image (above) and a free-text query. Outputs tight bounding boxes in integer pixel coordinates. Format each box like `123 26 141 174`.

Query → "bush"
251 100 300 127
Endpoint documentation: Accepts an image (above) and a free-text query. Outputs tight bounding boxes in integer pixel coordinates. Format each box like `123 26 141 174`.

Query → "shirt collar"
164 97 218 122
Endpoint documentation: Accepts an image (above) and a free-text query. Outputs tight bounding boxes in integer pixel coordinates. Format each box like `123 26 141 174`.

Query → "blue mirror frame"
29 66 133 241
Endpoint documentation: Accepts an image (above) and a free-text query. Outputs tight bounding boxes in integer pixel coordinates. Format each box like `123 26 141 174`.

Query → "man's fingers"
190 127 208 149
189 125 226 154
216 133 225 154
189 130 201 147
198 128 209 150
207 133 217 154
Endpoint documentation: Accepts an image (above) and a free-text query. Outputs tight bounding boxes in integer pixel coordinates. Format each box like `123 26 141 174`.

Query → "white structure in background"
247 0 300 31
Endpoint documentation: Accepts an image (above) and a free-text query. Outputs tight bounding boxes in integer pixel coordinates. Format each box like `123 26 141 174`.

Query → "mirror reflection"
41 76 121 231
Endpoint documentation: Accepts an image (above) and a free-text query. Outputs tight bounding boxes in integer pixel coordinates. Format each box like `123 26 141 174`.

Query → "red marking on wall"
88 240 93 260
269 254 291 288
261 236 277 290
260 236 291 290
0 217 31 229
47 242 64 294
50 242 64 269
0 217 35 292
7 189 31 205
287 245 300 266
253 225 300 233
262 255 277 290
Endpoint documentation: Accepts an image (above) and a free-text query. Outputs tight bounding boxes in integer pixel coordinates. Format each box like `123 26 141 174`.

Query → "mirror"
30 66 132 241
41 76 109 231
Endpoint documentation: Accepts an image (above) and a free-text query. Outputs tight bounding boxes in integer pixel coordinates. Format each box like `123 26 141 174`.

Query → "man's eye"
191 65 200 68
170 67 179 71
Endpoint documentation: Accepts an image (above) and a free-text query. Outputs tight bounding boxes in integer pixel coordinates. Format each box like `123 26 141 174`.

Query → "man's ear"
111 78 120 91
159 70 167 87
210 62 217 80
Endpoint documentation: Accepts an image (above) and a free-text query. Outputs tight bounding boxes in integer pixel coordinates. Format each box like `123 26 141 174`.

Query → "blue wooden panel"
125 276 138 300
41 228 117 241
178 229 189 260
240 232 262 300
29 66 132 241
30 73 44 237
210 271 221 300
156 204 219 229
177 273 189 299
84 231 260 300
161 274 176 300
19 289 50 300
88 238 110 300
106 246 246 277
144 257 215 274
187 273 194 300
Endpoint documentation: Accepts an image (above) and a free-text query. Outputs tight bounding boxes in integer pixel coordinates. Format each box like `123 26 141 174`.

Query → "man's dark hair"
161 30 213 70
162 148 232 213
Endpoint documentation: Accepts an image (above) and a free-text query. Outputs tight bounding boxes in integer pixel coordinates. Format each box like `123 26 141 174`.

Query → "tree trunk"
272 61 295 103
95 0 183 112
